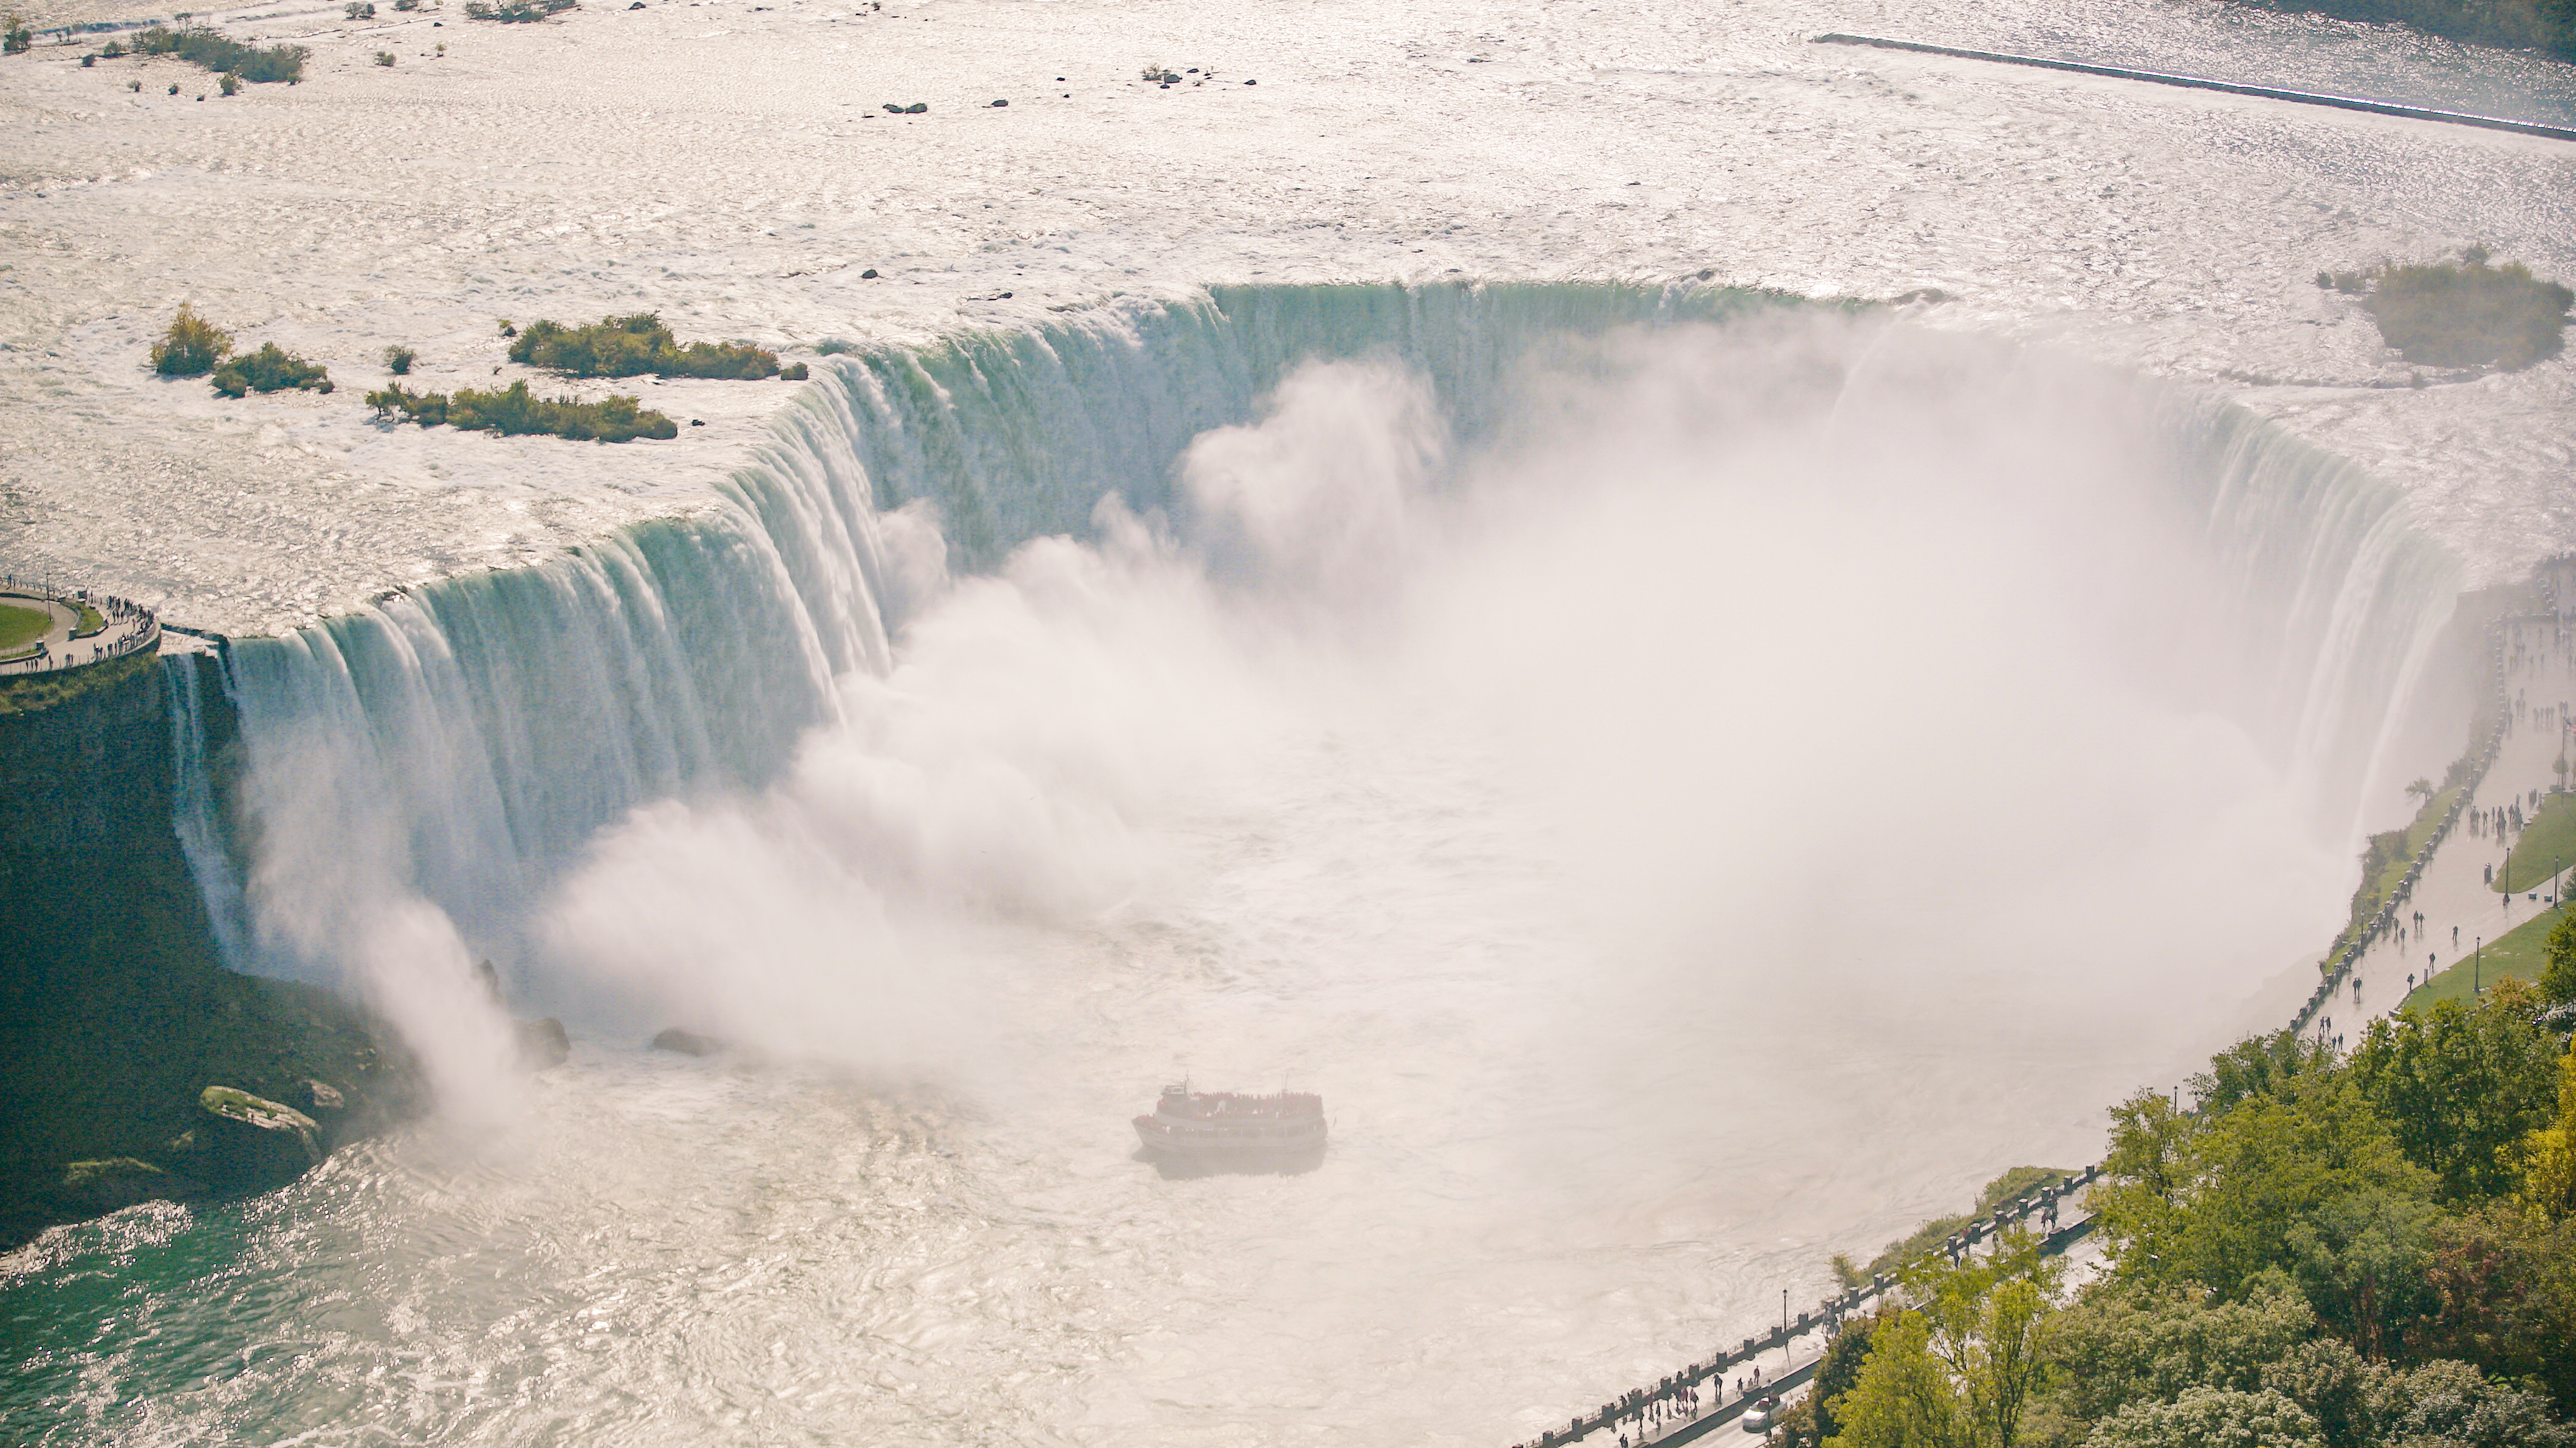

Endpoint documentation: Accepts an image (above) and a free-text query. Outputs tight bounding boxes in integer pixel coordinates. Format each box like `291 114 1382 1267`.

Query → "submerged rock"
518 1016 571 1068
197 1086 323 1191
649 1026 723 1056
58 1158 205 1214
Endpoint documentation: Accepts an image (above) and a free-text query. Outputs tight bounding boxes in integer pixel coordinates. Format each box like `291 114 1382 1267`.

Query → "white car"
1742 1396 1779 1433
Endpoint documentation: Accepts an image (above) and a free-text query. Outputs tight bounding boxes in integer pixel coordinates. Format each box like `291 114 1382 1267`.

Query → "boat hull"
1132 1115 1327 1163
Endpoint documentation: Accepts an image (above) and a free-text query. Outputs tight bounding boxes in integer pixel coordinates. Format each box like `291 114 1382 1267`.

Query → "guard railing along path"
1509 1168 2105 1448
0 575 160 676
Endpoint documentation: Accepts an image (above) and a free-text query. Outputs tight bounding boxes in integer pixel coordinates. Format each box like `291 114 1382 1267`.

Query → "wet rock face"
518 1017 571 1069
196 1086 323 1192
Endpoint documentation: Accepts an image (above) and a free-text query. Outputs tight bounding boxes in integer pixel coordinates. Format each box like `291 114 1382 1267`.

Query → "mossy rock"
197 1085 323 1190
57 1156 205 1213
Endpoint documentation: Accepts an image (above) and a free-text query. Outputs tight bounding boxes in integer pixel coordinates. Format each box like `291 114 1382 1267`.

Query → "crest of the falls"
185 283 2464 1094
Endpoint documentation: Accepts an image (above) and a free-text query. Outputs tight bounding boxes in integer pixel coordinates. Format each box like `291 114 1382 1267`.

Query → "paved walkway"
0 586 158 675
2315 612 2574 1044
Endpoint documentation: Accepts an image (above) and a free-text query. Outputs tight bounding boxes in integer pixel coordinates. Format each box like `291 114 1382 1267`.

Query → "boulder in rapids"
518 1016 572 1068
649 1026 723 1056
197 1086 324 1190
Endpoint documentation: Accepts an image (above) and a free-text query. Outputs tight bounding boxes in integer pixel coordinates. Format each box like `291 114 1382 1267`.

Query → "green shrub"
2 16 30 54
367 380 677 442
345 1 375 16
393 0 419 10
211 342 331 397
508 312 781 379
497 319 515 336
373 49 393 64
218 70 238 93
99 36 123 55
151 304 231 376
129 25 307 82
383 344 415 375
464 0 575 20
780 361 809 380
2360 253 2573 370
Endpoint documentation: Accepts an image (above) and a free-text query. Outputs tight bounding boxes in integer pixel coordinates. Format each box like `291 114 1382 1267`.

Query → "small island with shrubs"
365 380 678 442
464 0 577 21
126 24 309 83
508 312 805 380
151 305 331 395
2323 247 2572 372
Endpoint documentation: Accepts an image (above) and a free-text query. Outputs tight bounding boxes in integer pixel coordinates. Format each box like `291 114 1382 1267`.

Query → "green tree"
2349 986 2560 1200
2039 1279 2314 1427
1824 1233 2061 1448
151 303 231 376
1828 1309 1964 1448
2281 1190 2437 1361
2095 1073 2435 1302
2540 909 2576 1004
2193 1031 2331 1114
2083 1386 2323 1448
2371 1358 2576 1447
1773 1310 1888 1448
2519 1047 2576 1222
2420 1203 2576 1410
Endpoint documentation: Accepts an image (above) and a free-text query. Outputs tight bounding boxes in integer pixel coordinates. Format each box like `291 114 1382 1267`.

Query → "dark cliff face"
0 655 220 1173
0 654 413 1246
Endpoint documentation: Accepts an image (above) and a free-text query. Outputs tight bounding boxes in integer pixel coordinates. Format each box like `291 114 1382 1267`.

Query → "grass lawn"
2498 790 2576 893
72 603 104 637
0 603 47 655
2403 901 2561 1011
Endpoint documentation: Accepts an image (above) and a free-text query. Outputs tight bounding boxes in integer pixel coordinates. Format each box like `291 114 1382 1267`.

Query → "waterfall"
182 282 2462 1076
165 649 250 973
211 511 843 989
2168 394 2464 835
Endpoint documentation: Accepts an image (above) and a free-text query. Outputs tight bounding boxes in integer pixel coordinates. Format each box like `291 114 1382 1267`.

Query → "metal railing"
0 575 161 677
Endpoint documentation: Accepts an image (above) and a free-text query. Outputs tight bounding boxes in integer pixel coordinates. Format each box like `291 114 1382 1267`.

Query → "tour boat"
1133 1084 1326 1163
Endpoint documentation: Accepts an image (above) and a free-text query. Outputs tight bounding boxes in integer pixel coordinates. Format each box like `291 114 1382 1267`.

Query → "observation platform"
0 576 160 678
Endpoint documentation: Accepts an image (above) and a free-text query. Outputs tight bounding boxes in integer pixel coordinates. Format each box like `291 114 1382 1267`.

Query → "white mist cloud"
280 316 2398 1244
